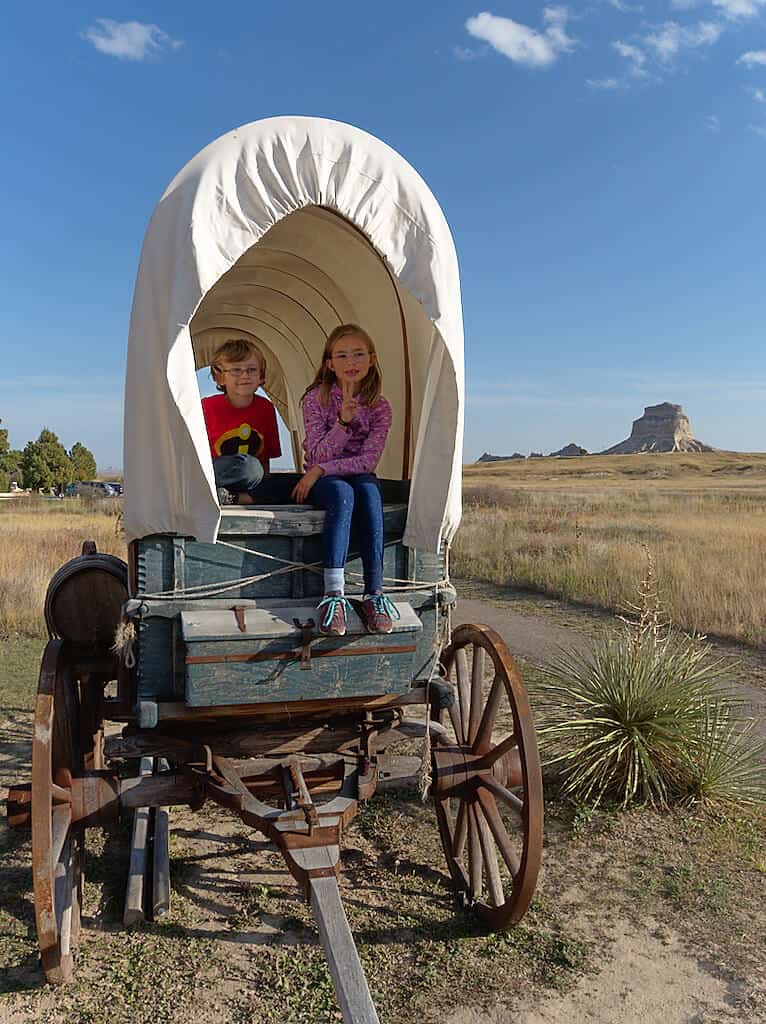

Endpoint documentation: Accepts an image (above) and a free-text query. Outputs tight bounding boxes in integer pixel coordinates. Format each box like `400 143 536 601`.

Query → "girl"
291 324 397 637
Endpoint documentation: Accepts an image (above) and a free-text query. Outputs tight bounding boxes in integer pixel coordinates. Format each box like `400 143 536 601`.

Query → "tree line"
0 424 98 492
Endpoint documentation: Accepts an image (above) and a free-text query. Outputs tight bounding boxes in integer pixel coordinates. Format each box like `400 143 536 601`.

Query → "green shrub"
532 631 765 810
683 703 766 809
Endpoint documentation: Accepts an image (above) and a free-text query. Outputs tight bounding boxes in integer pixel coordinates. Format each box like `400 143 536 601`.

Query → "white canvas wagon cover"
123 116 464 551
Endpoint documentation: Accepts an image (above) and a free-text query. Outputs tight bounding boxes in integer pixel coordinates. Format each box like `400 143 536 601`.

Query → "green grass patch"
0 635 44 711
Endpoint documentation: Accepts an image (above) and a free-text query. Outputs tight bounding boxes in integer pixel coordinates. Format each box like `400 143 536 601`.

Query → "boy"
202 338 281 506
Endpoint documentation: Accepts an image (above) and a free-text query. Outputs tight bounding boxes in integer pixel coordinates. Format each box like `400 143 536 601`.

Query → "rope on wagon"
134 537 451 601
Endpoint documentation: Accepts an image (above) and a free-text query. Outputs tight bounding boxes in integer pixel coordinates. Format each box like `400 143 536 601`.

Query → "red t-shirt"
202 394 281 468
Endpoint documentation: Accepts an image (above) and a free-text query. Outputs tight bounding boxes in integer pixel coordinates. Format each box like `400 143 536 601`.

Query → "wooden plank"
124 757 153 926
309 875 380 1024
152 758 171 920
155 687 427 723
376 755 421 791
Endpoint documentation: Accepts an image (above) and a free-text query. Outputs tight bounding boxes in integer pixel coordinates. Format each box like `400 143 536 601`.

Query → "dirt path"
456 580 766 738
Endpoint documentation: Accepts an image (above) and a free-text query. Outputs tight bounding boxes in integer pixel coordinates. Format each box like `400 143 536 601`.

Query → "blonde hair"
211 338 266 394
302 324 382 409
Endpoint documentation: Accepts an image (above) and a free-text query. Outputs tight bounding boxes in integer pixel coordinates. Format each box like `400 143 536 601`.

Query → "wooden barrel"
44 541 128 655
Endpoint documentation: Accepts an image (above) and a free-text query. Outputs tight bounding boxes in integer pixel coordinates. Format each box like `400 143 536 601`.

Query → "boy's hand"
340 379 359 424
292 465 324 504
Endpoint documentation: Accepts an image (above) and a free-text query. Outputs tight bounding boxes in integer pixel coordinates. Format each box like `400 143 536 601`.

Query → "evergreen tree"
19 428 73 492
69 441 97 482
0 423 22 490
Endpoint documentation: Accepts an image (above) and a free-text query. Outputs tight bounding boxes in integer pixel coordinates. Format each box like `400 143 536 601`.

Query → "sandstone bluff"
600 402 713 455
475 402 714 463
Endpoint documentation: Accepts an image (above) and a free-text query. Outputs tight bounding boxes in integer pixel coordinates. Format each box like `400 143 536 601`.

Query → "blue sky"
1 3 764 469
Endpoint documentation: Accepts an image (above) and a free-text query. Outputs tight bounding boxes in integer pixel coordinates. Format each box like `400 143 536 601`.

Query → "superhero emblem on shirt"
214 423 265 458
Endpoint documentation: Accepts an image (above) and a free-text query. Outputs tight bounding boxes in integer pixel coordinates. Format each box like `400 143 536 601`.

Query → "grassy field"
453 451 766 647
0 496 124 637
2 451 764 645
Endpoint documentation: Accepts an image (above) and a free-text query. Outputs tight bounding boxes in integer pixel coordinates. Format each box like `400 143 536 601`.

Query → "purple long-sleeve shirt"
302 384 392 477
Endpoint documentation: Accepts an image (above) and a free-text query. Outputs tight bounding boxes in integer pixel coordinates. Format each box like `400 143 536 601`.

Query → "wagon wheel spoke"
476 786 521 878
447 700 463 746
479 771 524 819
473 800 505 907
453 798 468 860
478 731 520 769
468 645 485 746
32 639 85 984
467 803 483 899
472 675 504 754
455 648 471 744
435 624 544 930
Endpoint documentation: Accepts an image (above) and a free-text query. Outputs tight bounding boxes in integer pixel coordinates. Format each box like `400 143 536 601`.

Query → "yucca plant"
532 546 765 810
682 703 766 809
534 631 731 808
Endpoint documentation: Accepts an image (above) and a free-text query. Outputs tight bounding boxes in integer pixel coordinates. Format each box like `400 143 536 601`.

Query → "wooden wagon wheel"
31 638 85 983
432 623 543 930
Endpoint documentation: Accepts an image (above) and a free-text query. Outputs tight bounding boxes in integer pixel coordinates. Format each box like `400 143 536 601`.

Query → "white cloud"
643 21 723 63
607 0 644 11
747 86 766 101
712 0 766 18
613 39 648 76
543 6 577 53
465 8 577 69
737 50 766 66
587 77 622 88
748 122 766 136
704 113 721 131
81 19 183 61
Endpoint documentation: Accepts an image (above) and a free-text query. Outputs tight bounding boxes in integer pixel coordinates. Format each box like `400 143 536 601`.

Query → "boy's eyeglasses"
215 366 262 378
331 352 369 363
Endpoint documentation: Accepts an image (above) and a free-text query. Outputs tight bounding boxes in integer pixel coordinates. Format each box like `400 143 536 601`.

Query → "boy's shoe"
317 593 350 636
359 594 400 635
216 486 237 506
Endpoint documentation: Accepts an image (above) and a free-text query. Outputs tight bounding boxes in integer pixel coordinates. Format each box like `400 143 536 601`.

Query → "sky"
1 2 764 470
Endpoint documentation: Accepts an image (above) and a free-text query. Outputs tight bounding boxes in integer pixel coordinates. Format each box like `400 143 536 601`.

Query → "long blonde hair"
302 324 382 408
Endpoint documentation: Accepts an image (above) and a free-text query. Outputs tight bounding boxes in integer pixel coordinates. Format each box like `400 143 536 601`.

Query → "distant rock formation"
550 443 588 458
601 403 713 455
477 452 526 463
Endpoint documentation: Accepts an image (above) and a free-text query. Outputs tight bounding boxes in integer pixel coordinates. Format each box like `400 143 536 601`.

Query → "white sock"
324 568 345 595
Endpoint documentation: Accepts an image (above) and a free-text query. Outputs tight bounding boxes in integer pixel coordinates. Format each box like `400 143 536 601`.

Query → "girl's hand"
291 465 324 504
340 379 359 425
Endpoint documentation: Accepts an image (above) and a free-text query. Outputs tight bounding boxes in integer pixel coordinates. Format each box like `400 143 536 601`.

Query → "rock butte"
475 402 713 463
600 402 713 455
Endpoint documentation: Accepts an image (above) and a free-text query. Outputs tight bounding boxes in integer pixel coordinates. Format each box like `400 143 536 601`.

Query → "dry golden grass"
453 452 766 647
2 452 765 646
0 497 126 637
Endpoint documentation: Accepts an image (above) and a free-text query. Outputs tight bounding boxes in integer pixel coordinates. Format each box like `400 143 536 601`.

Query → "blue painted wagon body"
131 486 445 718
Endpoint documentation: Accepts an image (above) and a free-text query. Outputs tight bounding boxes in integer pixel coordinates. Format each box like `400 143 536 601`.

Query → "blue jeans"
309 474 384 593
213 454 264 498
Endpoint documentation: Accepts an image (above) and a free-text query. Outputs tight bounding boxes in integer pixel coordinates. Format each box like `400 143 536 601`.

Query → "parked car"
65 480 118 498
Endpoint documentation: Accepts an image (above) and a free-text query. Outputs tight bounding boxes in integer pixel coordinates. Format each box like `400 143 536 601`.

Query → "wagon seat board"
132 480 446 715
